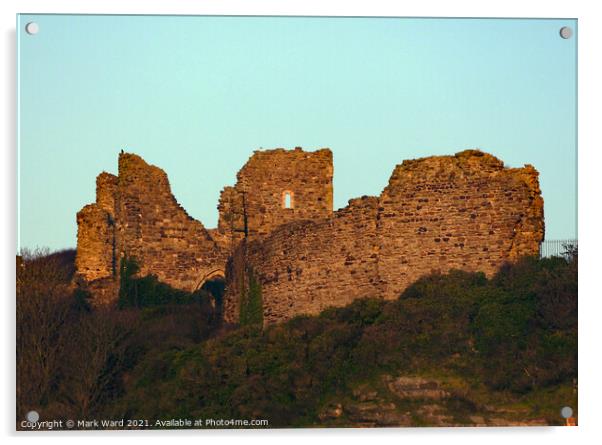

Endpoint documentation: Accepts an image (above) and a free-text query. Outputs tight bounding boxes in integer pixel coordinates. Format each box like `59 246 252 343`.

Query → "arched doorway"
195 269 226 319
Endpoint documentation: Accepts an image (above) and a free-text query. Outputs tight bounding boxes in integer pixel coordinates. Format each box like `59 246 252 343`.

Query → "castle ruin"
75 147 544 324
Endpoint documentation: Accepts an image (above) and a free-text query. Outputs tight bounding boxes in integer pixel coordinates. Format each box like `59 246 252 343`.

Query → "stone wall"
217 147 334 240
113 153 226 290
76 148 544 321
224 150 544 325
224 196 380 324
75 153 228 303
376 150 544 300
96 172 118 215
75 173 119 304
75 204 115 282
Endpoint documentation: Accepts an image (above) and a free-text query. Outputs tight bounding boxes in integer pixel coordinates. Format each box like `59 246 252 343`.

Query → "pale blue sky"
17 15 577 250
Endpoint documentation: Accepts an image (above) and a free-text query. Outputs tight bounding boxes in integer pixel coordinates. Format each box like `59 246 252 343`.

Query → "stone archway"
194 268 226 291
194 268 226 320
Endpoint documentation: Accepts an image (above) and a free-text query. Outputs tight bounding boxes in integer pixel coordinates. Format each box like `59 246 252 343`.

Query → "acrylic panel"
16 14 577 430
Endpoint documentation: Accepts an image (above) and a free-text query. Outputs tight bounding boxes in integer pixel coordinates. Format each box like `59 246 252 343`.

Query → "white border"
3 1 601 444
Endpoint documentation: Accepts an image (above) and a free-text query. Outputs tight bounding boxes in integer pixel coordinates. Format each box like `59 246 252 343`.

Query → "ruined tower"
216 147 334 244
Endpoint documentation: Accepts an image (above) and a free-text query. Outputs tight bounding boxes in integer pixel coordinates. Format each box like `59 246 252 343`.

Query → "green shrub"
239 268 263 327
118 256 209 308
30 251 574 426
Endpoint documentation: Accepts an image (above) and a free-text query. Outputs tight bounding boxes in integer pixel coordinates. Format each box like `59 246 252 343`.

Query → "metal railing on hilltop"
539 239 578 259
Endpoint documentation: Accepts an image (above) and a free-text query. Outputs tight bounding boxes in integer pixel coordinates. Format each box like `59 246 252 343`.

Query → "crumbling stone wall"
224 196 380 324
114 153 227 290
376 150 544 300
75 204 115 282
76 148 543 322
217 147 334 240
75 153 227 303
96 172 118 215
76 148 333 304
224 150 544 325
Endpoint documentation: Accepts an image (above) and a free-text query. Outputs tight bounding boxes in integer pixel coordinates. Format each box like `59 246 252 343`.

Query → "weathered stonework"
223 196 381 324
75 204 115 282
222 149 544 325
217 147 333 240
75 153 227 301
75 148 544 323
375 150 544 300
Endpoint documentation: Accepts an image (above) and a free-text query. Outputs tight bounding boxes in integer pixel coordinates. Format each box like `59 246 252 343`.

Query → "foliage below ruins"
238 268 263 327
17 248 577 428
117 256 214 309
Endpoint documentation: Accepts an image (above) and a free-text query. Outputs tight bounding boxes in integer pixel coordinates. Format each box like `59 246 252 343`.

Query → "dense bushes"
16 251 220 425
17 249 136 422
17 248 577 427
118 256 213 308
114 252 576 425
358 253 577 392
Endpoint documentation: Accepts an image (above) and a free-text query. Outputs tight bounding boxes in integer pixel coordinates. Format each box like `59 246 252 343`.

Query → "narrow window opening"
282 190 294 209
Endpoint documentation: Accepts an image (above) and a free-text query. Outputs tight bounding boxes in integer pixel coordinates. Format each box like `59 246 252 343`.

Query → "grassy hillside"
17 249 577 428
